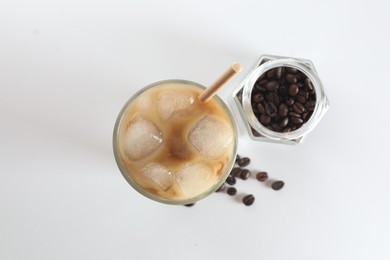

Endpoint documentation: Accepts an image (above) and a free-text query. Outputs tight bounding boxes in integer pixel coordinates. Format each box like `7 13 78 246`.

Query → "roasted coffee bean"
215 183 226 192
237 157 251 167
292 102 305 114
252 93 264 102
225 175 236 185
243 194 255 206
295 94 307 104
289 111 301 118
231 167 241 177
288 84 299 96
297 89 309 98
290 117 304 124
266 125 274 131
266 69 275 78
271 181 285 191
272 123 283 132
227 187 237 196
275 67 283 79
278 103 289 117
280 117 289 127
240 169 251 180
265 102 277 117
305 101 316 111
184 203 195 207
255 103 265 114
265 81 279 91
278 85 288 96
302 112 309 120
283 127 292 132
284 97 295 106
285 74 297 83
305 78 314 92
256 171 268 182
286 67 298 74
266 92 280 105
260 114 271 125
258 79 268 86
297 82 304 88
235 154 240 162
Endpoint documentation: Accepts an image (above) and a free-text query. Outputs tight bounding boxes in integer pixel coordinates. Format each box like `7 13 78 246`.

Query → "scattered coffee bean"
231 167 241 177
225 175 236 185
243 194 255 206
215 183 226 192
184 203 195 207
235 154 240 163
271 181 285 191
227 187 237 196
240 169 251 180
237 157 250 167
256 171 268 182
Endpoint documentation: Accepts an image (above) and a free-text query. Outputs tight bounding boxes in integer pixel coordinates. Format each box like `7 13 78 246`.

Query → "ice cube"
140 163 173 191
188 116 233 159
176 162 216 198
124 117 162 160
157 89 195 121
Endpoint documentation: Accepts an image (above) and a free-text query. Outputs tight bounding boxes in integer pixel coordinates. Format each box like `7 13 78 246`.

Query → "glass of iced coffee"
113 79 238 205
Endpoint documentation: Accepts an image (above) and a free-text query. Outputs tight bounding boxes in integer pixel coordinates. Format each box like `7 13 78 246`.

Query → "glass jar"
233 54 329 144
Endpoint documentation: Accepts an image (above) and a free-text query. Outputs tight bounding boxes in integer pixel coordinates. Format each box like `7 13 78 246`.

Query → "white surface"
1 0 390 259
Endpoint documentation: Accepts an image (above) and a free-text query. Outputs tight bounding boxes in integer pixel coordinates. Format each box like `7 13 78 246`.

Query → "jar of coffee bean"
234 54 329 144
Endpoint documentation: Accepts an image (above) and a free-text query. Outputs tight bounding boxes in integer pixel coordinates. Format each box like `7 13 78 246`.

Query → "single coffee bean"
266 92 280 106
271 181 285 191
284 97 295 106
225 175 236 185
240 169 251 180
302 112 309 120
260 114 271 125
252 93 264 102
231 167 241 177
266 69 275 78
237 157 251 167
289 111 301 118
215 183 226 192
243 194 255 206
257 103 266 114
288 84 299 96
184 203 195 207
285 74 297 84
265 81 279 91
295 94 307 104
278 103 288 117
256 171 268 182
280 117 289 127
290 117 304 124
227 187 237 196
283 127 292 132
297 82 304 88
305 78 314 92
275 67 283 79
272 123 283 132
286 67 298 74
265 102 277 117
258 79 268 86
278 85 288 96
305 101 316 111
292 102 305 114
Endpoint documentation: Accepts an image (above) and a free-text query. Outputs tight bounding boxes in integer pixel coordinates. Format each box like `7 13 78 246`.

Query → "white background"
1 0 390 259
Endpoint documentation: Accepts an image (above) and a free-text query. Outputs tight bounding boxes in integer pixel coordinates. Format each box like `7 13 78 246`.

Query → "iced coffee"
113 80 237 204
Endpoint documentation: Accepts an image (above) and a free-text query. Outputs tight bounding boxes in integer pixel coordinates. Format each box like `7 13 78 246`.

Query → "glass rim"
113 79 238 205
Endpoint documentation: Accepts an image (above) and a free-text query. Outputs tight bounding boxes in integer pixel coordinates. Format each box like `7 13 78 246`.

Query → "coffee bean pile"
251 66 316 132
